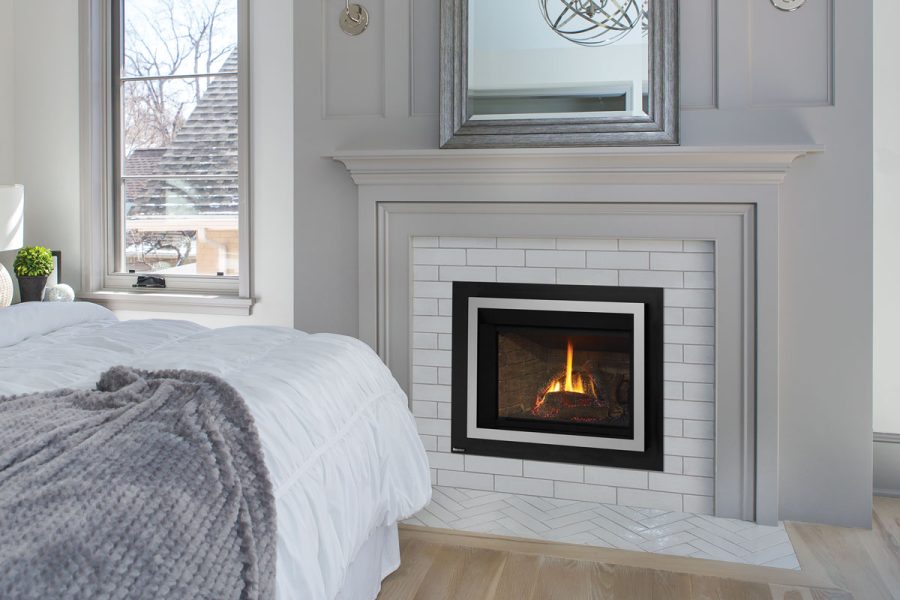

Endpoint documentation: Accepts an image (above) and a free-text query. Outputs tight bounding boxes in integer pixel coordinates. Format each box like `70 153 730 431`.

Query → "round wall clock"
771 0 806 11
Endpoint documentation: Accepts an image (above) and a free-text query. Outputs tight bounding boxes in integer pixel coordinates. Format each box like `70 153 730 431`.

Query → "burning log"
532 358 607 422
533 389 610 421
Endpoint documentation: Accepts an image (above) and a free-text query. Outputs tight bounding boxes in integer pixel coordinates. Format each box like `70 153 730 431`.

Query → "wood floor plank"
807 589 856 600
603 564 654 599
650 568 692 599
378 539 441 600
789 521 894 600
587 562 617 599
864 498 900 596
767 585 853 600
530 556 594 600
492 552 541 600
409 544 469 600
775 591 807 600
444 547 508 600
690 575 772 600
589 563 694 600
873 497 900 541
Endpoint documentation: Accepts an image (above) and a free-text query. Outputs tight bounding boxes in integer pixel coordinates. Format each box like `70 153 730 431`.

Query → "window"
111 0 244 284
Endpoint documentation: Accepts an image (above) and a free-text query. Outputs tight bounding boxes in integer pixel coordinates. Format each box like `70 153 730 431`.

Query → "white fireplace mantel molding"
336 144 823 526
333 145 824 186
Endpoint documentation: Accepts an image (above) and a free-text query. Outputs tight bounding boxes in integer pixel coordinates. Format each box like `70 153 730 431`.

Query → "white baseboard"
874 432 900 497
874 431 900 444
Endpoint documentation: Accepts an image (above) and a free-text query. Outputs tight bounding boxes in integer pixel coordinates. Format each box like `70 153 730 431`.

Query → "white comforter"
0 303 431 600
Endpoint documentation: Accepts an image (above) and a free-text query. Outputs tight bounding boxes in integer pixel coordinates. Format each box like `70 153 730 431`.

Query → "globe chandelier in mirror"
538 0 647 47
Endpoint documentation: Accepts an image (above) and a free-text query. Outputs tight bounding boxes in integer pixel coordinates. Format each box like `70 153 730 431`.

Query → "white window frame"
79 0 252 314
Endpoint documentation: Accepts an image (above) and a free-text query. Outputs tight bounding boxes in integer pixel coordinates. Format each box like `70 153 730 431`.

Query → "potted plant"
13 246 54 302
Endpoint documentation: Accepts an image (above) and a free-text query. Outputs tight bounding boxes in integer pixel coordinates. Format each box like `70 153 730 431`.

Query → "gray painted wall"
0 1 82 297
0 0 16 285
295 1 874 527
874 0 900 436
874 0 899 495
0 0 13 184
13 2 82 290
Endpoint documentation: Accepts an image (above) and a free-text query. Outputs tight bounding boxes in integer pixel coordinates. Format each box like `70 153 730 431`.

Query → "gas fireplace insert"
451 281 664 470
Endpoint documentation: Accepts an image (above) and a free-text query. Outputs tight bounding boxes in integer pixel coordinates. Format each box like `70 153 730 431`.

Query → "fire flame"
546 339 585 394
532 338 605 419
565 339 583 393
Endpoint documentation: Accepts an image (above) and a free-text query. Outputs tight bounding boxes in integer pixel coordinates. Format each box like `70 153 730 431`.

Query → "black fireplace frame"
451 281 664 471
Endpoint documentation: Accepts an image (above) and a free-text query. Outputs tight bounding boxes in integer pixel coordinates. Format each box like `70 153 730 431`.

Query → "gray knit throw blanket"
0 366 276 600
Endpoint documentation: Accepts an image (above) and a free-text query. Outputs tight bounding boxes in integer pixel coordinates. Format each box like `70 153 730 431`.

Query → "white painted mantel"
333 146 822 185
334 145 821 526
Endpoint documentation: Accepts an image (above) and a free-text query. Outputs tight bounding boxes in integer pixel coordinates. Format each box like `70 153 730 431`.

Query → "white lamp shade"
0 184 24 252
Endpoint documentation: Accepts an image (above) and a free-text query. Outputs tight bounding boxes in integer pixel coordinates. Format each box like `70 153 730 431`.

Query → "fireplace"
451 281 664 470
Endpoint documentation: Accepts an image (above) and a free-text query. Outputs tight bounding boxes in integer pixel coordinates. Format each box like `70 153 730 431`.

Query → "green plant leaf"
13 246 54 277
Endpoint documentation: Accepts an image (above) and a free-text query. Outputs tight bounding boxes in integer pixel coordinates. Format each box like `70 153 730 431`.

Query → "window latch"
133 275 166 289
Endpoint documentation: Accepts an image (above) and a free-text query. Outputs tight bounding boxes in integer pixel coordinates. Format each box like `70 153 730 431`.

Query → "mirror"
440 0 678 148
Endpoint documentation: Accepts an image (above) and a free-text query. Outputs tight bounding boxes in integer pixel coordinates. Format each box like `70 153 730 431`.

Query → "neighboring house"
124 51 239 275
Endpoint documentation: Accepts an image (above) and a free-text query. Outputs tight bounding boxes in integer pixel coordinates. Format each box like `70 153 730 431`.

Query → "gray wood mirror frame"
440 0 679 148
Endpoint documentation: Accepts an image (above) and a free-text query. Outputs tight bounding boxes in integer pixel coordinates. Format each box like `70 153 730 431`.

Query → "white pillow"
0 302 117 348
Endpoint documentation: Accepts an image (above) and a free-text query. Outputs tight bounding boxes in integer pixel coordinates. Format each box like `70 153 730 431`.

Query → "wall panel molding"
410 0 440 117
749 0 834 107
680 0 718 110
322 0 387 118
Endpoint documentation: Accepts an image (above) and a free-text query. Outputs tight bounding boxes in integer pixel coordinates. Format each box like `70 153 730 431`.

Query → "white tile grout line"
406 485 800 570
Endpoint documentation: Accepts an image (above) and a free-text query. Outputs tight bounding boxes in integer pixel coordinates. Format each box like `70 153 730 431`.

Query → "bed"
0 302 431 600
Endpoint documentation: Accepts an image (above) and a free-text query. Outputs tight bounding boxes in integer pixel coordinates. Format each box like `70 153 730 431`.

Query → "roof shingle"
125 50 239 218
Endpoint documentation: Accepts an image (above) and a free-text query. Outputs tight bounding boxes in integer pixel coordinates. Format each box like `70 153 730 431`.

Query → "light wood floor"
378 496 900 600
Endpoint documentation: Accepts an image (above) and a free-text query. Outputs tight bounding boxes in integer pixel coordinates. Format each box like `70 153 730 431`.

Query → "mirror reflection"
467 0 650 120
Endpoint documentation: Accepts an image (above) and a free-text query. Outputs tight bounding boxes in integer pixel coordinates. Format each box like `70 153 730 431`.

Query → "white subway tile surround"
405 237 797 567
411 236 715 507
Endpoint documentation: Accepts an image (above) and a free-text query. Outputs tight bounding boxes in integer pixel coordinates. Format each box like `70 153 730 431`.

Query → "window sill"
79 290 254 316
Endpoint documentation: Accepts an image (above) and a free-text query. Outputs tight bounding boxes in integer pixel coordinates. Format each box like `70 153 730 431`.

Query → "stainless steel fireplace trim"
465 297 646 452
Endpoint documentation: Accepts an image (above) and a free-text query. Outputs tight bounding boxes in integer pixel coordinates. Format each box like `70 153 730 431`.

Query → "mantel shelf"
333 145 824 186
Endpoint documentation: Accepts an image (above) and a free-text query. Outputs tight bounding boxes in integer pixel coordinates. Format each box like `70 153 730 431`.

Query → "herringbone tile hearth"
403 486 799 569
